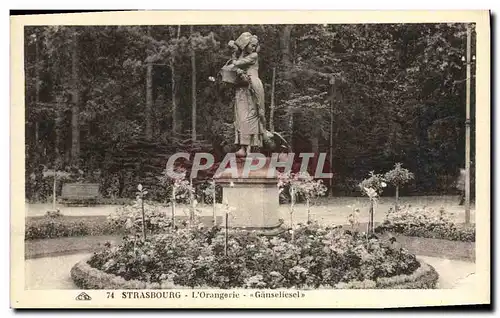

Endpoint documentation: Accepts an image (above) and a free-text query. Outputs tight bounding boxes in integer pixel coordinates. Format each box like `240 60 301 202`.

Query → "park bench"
60 183 100 205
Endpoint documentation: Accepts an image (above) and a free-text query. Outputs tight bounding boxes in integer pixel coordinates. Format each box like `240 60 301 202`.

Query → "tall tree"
171 25 181 135
190 25 197 141
34 32 40 143
145 60 153 140
54 95 63 168
280 25 294 149
70 29 81 165
144 26 154 140
269 66 276 131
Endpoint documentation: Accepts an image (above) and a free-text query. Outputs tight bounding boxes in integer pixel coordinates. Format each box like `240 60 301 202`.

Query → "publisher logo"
75 292 92 301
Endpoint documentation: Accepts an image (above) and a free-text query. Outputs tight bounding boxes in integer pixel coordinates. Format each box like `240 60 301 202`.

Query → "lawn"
26 195 475 224
377 232 474 262
25 229 474 262
25 235 122 259
25 222 475 262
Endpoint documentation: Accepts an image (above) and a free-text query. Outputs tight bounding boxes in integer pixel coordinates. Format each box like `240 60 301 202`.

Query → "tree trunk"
288 112 294 149
35 122 39 143
34 33 40 146
224 210 228 256
368 200 374 233
333 110 341 193
52 172 57 210
395 185 399 211
280 25 293 71
170 61 177 135
311 136 319 154
190 25 197 142
54 97 63 168
311 135 319 176
465 24 472 224
171 186 176 227
144 26 154 140
329 78 336 196
189 178 194 223
171 25 181 135
70 31 80 166
269 67 276 131
290 185 295 242
212 180 217 225
54 119 61 165
141 197 146 241
281 25 294 150
145 62 153 140
306 198 311 223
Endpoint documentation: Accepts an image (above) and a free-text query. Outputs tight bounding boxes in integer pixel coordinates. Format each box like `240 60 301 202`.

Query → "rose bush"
375 205 475 242
85 222 431 289
107 201 172 235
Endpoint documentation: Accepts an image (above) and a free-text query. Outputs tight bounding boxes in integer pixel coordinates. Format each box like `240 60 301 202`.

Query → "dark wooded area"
24 24 476 201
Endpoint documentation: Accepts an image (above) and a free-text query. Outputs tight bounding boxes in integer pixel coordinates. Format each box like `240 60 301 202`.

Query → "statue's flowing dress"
231 52 265 147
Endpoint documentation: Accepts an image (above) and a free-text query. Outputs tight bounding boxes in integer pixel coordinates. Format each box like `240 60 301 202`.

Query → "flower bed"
72 223 438 289
71 255 437 289
375 206 475 242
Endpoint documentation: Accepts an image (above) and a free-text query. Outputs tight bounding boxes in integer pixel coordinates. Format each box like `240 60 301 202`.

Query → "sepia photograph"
10 10 491 308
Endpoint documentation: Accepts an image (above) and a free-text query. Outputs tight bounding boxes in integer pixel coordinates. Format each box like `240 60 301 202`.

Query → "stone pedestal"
214 157 283 232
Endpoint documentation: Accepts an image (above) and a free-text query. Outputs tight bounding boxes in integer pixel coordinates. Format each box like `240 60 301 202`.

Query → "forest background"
23 23 476 201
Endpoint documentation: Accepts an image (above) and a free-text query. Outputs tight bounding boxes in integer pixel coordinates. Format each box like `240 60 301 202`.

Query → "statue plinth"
214 157 284 234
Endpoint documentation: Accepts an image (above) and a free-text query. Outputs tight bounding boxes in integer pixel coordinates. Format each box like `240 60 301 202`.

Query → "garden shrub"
107 201 172 235
359 171 387 195
80 222 437 289
375 205 475 242
45 209 64 218
25 217 122 240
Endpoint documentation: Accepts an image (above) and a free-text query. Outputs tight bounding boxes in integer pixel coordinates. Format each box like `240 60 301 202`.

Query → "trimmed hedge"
71 256 438 290
71 256 155 289
375 206 475 242
375 222 475 242
25 217 123 240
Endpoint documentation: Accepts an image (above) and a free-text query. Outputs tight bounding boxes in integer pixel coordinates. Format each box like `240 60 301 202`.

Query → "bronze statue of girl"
226 32 269 157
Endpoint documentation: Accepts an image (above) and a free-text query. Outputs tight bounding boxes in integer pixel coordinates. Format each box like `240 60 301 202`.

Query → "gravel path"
26 195 475 225
417 256 476 289
25 253 91 290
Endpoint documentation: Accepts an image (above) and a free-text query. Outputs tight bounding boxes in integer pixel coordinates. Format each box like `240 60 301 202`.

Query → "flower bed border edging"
70 256 439 290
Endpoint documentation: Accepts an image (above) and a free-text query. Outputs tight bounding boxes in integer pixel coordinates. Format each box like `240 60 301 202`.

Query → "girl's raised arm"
232 52 258 68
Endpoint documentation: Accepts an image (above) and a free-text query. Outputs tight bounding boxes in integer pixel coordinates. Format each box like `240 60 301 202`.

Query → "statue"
215 32 288 233
221 32 270 157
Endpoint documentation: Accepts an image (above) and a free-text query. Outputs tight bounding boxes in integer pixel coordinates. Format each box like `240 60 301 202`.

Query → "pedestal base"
214 157 282 230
